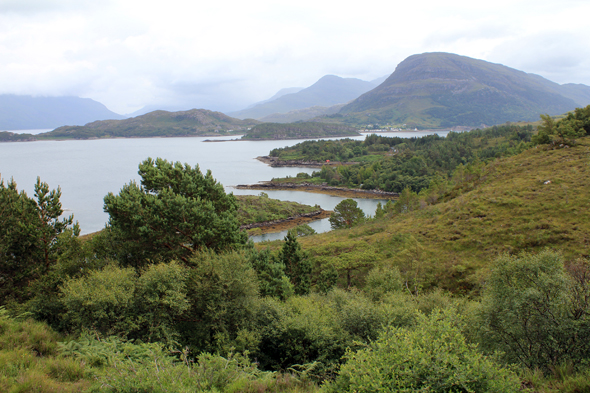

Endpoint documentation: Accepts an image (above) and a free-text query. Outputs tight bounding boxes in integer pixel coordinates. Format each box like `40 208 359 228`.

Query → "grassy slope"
292 137 590 294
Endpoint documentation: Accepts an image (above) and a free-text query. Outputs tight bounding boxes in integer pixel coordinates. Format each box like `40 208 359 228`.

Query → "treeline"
242 122 359 140
271 124 535 192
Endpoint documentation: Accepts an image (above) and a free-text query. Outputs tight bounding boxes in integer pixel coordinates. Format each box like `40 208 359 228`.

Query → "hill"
230 75 379 120
0 94 124 130
290 136 590 295
37 109 260 139
241 121 359 140
339 52 589 128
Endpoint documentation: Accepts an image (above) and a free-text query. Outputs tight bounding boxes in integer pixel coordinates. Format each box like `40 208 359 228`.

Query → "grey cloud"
491 32 590 85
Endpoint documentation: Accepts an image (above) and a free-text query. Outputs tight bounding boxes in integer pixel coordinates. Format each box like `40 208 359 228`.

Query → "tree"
478 251 590 370
533 110 588 146
103 158 247 265
0 177 78 305
249 248 293 300
60 261 190 343
278 230 311 295
329 199 365 229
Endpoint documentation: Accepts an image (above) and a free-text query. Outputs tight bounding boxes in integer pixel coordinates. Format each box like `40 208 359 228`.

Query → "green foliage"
478 250 590 370
329 199 365 229
104 157 247 265
60 261 189 343
0 177 78 305
533 106 590 146
236 194 319 226
252 296 348 378
391 187 420 214
294 224 317 237
272 125 534 193
249 248 294 300
316 265 338 294
364 265 403 301
328 308 520 393
0 308 91 392
178 250 260 354
279 230 312 296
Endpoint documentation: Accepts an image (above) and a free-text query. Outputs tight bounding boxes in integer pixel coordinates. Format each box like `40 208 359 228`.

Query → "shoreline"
235 182 398 199
242 209 331 236
255 155 357 167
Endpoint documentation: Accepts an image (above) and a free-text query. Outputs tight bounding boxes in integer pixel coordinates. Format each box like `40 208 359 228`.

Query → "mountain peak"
340 53 587 128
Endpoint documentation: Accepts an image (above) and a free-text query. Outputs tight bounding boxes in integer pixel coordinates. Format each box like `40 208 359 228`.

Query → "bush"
478 250 590 370
328 308 520 392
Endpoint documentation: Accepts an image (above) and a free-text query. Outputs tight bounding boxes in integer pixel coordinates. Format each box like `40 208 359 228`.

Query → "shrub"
478 250 590 370
328 308 520 392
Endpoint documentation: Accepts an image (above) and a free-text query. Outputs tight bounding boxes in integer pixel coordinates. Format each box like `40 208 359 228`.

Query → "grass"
235 194 321 226
285 137 590 295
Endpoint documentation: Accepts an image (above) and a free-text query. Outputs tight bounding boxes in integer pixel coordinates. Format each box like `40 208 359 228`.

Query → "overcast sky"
1 0 589 114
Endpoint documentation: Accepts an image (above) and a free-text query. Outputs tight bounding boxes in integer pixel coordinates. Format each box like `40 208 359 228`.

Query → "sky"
1 0 589 115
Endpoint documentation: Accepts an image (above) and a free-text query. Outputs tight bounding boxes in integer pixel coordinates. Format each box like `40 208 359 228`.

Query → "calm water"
0 131 449 239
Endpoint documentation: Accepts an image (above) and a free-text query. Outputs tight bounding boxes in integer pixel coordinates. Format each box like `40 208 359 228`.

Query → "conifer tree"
278 230 311 295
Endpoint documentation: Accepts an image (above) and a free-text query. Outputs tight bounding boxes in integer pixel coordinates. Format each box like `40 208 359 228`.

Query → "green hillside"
292 136 590 294
338 52 587 128
37 109 260 139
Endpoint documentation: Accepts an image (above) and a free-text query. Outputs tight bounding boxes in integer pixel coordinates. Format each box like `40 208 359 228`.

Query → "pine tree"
278 230 311 295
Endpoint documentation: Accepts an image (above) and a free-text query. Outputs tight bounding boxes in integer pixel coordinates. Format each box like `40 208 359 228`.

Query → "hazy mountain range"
337 53 590 128
2 53 590 132
228 75 387 120
0 95 124 130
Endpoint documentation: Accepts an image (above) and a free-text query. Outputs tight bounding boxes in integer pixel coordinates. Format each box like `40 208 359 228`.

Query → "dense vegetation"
2 107 590 392
241 121 359 140
270 124 534 192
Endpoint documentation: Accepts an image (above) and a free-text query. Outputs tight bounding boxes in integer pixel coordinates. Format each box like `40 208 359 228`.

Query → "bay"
0 131 450 238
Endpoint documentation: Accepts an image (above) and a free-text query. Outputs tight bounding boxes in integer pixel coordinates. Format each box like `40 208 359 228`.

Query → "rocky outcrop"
236 182 399 198
240 209 328 230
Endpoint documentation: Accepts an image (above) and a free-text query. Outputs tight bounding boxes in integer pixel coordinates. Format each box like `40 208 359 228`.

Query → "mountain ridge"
339 52 590 128
230 75 380 120
0 94 124 130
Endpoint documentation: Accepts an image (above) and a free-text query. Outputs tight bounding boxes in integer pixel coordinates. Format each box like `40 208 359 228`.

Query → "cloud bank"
1 0 588 114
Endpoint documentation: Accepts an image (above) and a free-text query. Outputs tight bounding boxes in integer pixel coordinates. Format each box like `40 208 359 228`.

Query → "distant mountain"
339 53 589 128
0 95 124 130
38 109 260 139
230 75 379 120
260 104 346 123
243 87 305 110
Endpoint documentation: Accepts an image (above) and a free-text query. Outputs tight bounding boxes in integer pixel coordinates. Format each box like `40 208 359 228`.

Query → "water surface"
0 131 449 237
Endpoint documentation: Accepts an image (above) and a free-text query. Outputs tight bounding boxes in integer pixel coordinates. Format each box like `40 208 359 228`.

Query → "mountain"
0 95 124 130
230 75 379 120
259 104 346 123
38 109 260 139
339 53 588 128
